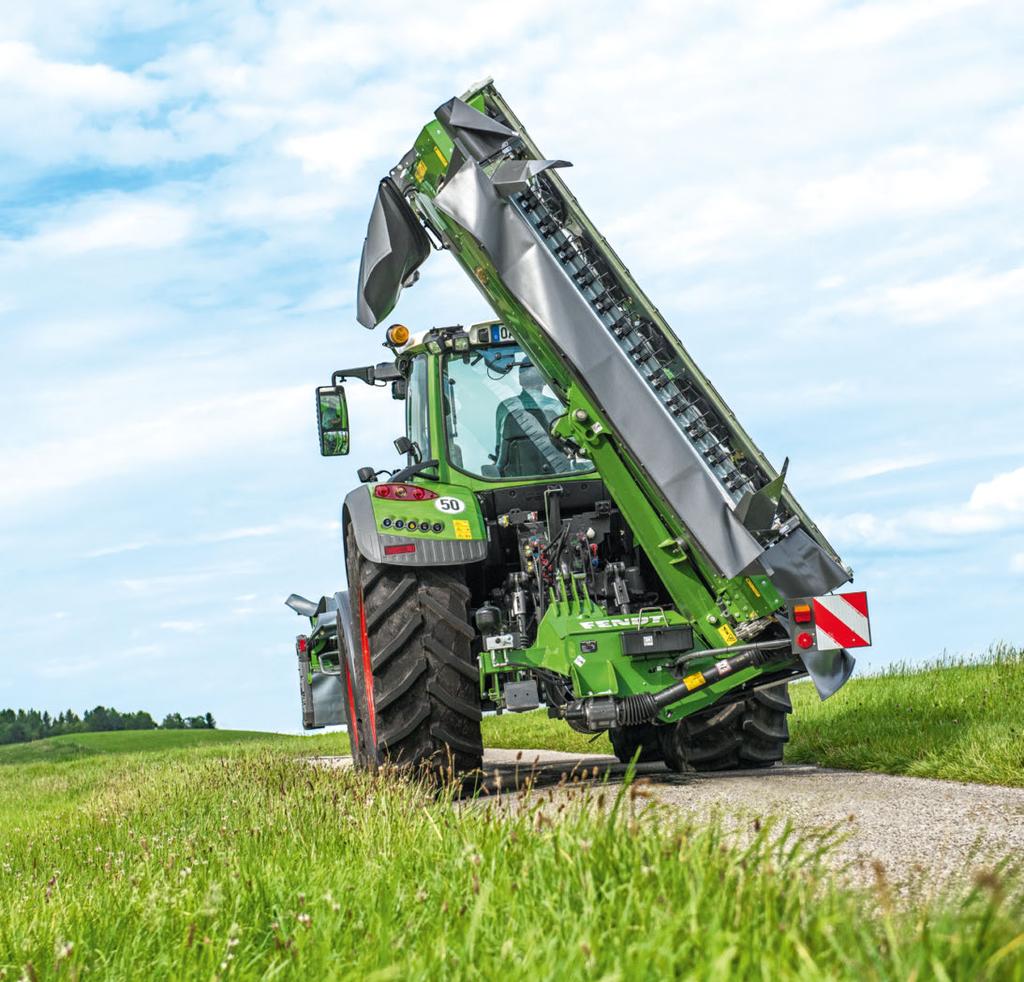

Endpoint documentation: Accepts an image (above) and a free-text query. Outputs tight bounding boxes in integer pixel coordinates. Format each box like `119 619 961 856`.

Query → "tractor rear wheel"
659 684 792 772
345 526 483 776
608 724 662 764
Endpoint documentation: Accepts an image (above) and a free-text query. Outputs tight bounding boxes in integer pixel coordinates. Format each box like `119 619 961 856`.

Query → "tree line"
0 706 217 745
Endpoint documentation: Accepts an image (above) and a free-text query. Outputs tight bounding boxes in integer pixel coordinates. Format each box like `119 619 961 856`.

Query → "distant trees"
0 706 216 746
160 712 216 730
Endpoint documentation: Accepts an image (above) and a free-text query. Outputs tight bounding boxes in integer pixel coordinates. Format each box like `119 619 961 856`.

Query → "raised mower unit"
286 79 872 775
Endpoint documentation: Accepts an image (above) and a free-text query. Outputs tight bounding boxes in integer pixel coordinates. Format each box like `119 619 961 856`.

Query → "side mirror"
391 379 407 400
316 385 349 456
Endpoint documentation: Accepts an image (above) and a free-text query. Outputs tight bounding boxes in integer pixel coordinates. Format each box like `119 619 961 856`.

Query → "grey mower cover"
356 178 431 329
433 157 767 578
435 96 516 162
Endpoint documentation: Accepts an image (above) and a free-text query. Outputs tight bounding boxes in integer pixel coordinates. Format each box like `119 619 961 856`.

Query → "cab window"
406 355 431 459
442 343 594 480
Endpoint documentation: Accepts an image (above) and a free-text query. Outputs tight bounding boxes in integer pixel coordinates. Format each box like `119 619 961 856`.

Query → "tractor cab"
321 321 595 488
437 332 593 481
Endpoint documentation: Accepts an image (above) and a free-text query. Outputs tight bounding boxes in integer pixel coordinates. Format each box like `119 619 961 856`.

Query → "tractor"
286 80 871 775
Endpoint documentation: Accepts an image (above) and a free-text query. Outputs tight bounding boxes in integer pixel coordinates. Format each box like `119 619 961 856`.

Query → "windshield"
443 343 595 480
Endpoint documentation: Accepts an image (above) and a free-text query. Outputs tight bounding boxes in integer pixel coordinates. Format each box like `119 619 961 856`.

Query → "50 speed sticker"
435 496 466 514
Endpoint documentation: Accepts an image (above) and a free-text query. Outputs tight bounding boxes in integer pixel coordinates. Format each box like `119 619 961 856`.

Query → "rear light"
793 603 812 624
373 483 438 500
796 632 814 650
384 543 416 556
296 636 308 653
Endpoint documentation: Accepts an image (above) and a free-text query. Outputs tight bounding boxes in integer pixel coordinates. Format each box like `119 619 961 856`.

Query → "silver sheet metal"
777 613 856 699
357 179 430 328
491 159 572 196
755 527 849 599
435 97 516 162
309 670 344 727
434 158 765 578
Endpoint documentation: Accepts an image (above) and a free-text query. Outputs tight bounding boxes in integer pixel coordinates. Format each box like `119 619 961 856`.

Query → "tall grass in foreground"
1 742 1022 980
787 643 1024 785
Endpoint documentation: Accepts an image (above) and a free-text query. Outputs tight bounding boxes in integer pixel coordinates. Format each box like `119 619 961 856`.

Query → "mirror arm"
390 459 440 483
332 361 403 387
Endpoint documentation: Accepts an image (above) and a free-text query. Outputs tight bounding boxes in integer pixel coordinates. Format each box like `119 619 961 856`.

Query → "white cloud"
798 146 989 228
85 541 154 559
836 454 941 482
798 0 987 52
876 266 1024 323
0 385 309 508
120 568 248 597
825 464 1024 548
160 620 203 633
24 199 195 254
0 41 154 108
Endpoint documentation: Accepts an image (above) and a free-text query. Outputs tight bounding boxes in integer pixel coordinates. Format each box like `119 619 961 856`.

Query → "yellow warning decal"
413 158 427 182
434 146 448 167
718 623 738 645
744 577 762 599
452 519 472 540
683 672 705 691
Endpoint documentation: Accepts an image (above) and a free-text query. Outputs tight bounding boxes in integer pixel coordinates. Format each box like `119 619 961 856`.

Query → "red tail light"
373 483 438 501
296 636 308 653
384 543 416 556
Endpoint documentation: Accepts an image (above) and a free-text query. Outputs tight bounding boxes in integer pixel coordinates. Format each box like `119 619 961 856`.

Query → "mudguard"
343 483 488 567
289 591 358 729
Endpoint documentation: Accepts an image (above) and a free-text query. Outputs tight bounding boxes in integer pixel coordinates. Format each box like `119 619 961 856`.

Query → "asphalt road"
316 749 1024 891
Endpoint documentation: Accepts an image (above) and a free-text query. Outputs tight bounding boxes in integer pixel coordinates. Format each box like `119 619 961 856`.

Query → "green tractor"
286 80 871 775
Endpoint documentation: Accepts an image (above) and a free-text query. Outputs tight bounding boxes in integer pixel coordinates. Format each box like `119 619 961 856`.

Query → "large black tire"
345 526 483 776
659 683 792 772
608 724 663 764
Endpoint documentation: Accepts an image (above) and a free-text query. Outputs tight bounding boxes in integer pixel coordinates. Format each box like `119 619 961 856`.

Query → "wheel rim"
357 592 379 755
342 660 360 757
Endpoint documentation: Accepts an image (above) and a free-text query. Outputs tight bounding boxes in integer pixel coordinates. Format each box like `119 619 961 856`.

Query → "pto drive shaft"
559 640 791 732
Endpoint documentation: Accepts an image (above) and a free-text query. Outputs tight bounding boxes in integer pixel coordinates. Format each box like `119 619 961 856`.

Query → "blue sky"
1 1 1022 732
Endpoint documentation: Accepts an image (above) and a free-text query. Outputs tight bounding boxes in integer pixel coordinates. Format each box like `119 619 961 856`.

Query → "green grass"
1 736 1023 980
0 731 345 842
0 729 290 766
482 710 612 755
786 643 1024 786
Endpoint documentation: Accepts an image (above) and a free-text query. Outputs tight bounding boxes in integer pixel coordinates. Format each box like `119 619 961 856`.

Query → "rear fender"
343 484 488 567
292 591 357 729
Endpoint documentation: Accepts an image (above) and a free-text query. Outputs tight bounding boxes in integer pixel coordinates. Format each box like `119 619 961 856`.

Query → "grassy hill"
0 728 282 765
785 644 1024 785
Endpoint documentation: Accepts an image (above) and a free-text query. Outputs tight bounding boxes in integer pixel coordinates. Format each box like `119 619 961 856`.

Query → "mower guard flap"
357 178 430 329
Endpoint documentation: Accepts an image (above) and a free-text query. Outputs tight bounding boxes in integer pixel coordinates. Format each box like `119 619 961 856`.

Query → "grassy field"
0 729 284 765
785 644 1024 786
1 731 1023 980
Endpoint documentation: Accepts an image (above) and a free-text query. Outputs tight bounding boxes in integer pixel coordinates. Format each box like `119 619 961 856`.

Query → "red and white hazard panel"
789 592 871 652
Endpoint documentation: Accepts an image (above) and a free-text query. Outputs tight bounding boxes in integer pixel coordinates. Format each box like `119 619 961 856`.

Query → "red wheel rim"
343 661 360 754
358 594 377 745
